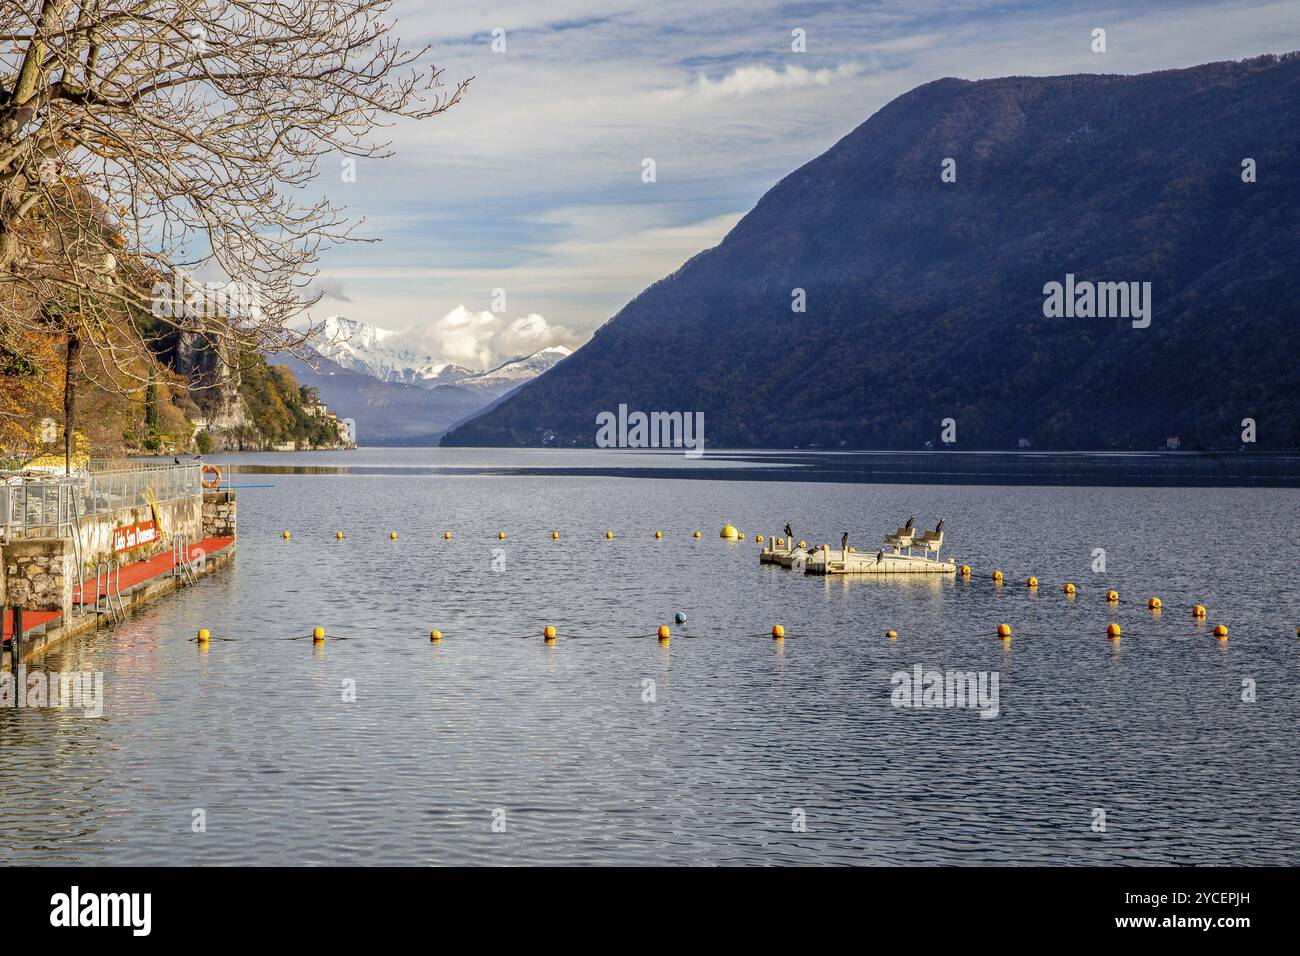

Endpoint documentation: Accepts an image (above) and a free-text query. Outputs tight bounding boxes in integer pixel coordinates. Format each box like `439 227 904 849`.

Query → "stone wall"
202 491 237 538
3 538 74 614
76 494 203 569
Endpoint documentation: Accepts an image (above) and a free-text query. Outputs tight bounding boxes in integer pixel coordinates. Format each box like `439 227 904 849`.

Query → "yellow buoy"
336 531 344 540
430 630 442 643
282 530 291 539
605 530 614 539
196 628 210 643
543 625 557 642
992 569 1003 582
1107 623 1121 639
997 623 1012 639
312 626 326 643
797 540 806 549
1026 576 1038 589
738 532 745 540
1107 590 1119 603
1213 624 1228 640
1148 597 1162 611
443 531 452 539
756 534 764 543
498 531 505 540
654 530 662 539
771 624 785 639
886 630 898 640
657 625 670 642
390 531 398 540
693 531 701 539
720 525 739 540
1063 582 1076 595
960 565 971 577
1192 604 1207 618
552 531 559 540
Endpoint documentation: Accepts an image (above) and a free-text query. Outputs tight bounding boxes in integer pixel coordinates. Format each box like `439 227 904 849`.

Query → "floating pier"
804 548 956 575
760 522 955 575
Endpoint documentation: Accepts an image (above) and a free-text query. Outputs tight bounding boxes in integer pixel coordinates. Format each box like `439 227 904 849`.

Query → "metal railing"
1 463 202 540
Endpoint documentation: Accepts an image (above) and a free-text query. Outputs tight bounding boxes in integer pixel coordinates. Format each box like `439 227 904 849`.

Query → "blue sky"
306 0 1300 368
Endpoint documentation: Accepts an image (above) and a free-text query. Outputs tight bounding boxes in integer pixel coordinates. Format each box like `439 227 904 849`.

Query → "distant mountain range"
444 54 1300 451
310 315 475 387
268 316 573 443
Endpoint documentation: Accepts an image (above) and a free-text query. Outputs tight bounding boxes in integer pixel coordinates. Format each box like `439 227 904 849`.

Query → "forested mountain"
444 54 1300 451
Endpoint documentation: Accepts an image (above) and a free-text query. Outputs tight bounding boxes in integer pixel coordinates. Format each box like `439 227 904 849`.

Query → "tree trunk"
63 332 79 474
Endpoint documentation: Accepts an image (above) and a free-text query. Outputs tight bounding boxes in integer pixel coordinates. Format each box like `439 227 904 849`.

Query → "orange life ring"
201 464 222 489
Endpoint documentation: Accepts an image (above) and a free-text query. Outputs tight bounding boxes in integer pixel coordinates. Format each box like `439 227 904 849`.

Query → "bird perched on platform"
784 523 793 540
905 515 915 530
841 532 849 550
935 518 944 533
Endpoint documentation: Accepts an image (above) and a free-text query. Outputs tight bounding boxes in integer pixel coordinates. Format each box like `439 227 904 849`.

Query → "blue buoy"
674 612 686 624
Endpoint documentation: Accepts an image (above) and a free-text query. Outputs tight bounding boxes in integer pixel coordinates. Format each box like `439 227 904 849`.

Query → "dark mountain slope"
444 54 1300 450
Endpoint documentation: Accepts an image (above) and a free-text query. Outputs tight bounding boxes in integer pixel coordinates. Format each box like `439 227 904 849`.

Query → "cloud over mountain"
390 305 581 374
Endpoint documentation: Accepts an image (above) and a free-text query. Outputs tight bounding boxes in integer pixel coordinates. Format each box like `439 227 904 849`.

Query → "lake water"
2 448 1298 865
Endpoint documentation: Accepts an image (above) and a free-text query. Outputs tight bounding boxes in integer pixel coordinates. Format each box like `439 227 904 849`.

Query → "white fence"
1 463 202 540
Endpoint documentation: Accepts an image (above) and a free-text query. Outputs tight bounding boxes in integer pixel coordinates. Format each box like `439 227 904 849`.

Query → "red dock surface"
3 536 234 640
72 536 234 606
3 608 62 639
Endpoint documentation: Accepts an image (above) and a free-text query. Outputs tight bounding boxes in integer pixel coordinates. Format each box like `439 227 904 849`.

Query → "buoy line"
505 631 694 640
266 530 1258 642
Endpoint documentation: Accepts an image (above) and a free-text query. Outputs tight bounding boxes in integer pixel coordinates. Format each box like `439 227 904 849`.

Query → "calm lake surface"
2 448 1298 865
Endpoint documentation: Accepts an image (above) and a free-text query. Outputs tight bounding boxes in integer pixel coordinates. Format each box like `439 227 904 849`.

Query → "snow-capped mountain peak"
307 316 574 393
310 315 470 386
459 346 574 389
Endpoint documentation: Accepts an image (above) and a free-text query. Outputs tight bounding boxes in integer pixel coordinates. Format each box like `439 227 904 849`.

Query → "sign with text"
113 519 158 553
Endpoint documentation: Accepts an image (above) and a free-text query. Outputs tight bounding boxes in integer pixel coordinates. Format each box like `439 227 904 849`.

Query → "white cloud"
390 306 580 371
662 63 864 102
310 276 352 302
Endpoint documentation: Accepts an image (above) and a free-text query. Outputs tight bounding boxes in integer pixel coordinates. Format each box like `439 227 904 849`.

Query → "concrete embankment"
2 486 237 666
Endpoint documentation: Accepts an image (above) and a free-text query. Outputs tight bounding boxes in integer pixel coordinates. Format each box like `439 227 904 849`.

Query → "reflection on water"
1 448 1297 865
195 446 1300 486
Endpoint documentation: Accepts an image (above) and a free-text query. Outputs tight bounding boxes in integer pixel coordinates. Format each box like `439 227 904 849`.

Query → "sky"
304 0 1300 368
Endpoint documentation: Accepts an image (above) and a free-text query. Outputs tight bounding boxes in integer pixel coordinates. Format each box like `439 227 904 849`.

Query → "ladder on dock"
172 533 199 585
93 559 125 624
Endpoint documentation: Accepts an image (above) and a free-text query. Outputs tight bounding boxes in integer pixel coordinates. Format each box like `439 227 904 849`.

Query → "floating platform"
804 549 956 575
759 545 814 568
